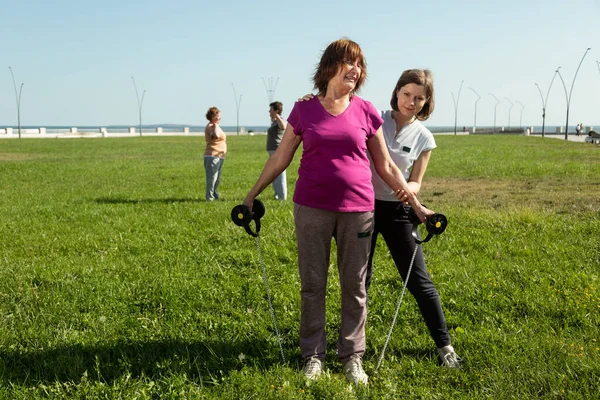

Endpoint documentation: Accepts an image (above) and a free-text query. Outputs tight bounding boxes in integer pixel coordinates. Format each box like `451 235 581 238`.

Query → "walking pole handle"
231 199 266 237
407 206 448 244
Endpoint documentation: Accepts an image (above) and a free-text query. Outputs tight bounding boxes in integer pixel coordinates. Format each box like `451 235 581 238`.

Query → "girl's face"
396 83 427 119
212 112 221 124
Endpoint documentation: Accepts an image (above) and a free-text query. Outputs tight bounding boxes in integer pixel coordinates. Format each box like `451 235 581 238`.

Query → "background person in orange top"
204 106 227 201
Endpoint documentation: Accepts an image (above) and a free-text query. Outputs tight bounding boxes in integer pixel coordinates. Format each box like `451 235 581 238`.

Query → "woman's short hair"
269 101 283 115
205 106 220 121
390 69 435 120
313 38 367 95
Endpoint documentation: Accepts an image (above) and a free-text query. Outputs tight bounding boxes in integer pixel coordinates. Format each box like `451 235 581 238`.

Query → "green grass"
0 135 598 399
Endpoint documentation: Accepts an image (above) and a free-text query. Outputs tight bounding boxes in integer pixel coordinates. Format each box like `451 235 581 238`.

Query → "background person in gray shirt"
266 101 287 200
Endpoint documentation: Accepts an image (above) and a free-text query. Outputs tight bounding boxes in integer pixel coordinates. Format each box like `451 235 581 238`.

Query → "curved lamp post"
451 80 464 135
489 93 500 134
468 87 481 132
557 47 591 140
516 101 525 129
556 69 568 135
534 68 560 138
131 77 146 136
504 97 514 129
231 82 243 135
9 67 24 139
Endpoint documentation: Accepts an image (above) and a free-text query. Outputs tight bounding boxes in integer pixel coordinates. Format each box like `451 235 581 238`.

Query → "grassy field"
0 135 598 399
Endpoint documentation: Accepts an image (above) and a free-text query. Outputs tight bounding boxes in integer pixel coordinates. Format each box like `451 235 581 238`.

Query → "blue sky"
2 0 599 129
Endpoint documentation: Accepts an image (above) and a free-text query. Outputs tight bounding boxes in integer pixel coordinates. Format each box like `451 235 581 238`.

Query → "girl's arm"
367 127 433 222
407 149 432 195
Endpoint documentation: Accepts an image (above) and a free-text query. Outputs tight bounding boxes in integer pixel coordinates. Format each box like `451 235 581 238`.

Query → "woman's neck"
319 86 352 116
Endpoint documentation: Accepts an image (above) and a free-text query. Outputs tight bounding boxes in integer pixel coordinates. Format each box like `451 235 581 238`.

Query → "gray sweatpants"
293 203 374 364
267 150 287 200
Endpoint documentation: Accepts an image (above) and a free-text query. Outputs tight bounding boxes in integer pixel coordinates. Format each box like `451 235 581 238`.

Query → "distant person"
204 106 226 201
576 123 582 136
267 101 287 200
241 38 432 385
366 69 461 368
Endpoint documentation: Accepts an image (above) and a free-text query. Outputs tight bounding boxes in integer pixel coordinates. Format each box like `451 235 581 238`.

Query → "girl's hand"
415 205 434 224
296 93 314 102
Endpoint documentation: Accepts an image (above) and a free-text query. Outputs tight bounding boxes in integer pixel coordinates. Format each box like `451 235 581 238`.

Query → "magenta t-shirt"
287 95 384 212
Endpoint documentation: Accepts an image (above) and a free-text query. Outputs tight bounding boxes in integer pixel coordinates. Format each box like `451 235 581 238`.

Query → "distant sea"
2 125 273 134
2 124 593 134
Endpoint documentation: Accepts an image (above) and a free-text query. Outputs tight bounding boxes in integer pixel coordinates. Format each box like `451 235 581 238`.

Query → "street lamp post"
489 93 500 134
468 87 481 132
556 69 568 135
262 77 279 103
516 101 525 129
557 47 591 140
231 83 243 135
8 67 24 139
131 77 146 136
504 97 514 129
451 80 464 135
534 68 560 138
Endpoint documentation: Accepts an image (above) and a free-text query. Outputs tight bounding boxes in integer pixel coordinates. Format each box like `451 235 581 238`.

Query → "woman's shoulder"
290 95 318 114
351 94 372 108
352 95 380 116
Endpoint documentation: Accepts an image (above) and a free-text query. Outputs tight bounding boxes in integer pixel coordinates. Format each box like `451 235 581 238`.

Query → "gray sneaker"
303 356 324 380
438 345 462 368
343 355 368 385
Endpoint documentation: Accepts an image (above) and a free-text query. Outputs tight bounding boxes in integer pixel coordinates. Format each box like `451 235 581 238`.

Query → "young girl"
367 69 461 368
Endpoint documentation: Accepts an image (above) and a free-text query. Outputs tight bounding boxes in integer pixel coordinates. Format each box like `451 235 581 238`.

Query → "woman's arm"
243 123 301 209
367 127 432 222
212 124 225 139
406 149 432 196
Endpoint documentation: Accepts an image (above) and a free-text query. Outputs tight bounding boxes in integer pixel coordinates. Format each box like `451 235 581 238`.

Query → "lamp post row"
8 52 595 139
4 72 275 138
459 47 591 139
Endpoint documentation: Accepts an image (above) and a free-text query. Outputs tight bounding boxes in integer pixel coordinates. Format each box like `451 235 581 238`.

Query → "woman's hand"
394 188 410 204
242 195 254 211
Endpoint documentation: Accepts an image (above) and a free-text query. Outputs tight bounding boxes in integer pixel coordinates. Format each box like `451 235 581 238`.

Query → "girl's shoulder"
413 120 434 137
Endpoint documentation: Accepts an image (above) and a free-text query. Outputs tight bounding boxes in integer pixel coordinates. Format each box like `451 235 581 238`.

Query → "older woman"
242 38 431 385
204 106 226 201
